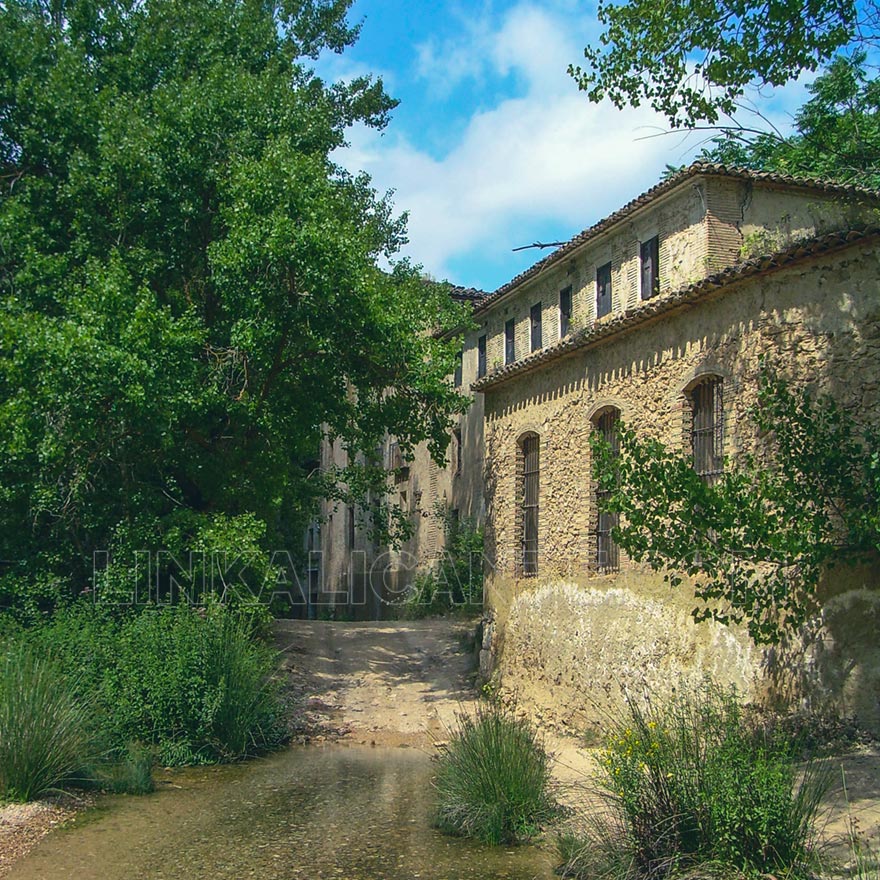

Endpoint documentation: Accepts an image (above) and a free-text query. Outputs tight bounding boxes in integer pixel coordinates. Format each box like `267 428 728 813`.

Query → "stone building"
307 285 488 619
316 163 880 731
470 163 880 732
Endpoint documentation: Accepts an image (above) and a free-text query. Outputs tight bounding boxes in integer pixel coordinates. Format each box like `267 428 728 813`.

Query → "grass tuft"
559 684 830 880
86 743 155 795
0 643 94 802
433 702 557 845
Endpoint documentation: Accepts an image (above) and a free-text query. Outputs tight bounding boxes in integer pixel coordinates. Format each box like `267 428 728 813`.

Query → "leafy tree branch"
570 0 874 128
592 364 879 643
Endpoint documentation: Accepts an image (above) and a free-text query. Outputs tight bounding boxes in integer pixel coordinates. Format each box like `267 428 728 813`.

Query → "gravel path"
0 795 93 878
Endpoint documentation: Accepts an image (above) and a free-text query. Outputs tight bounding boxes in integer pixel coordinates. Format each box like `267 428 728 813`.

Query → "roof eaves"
449 285 490 303
471 226 880 392
473 163 880 317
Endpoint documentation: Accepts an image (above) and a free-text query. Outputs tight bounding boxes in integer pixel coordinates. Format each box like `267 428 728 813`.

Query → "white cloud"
345 95 681 287
414 10 495 97
333 2 813 290
490 4 581 92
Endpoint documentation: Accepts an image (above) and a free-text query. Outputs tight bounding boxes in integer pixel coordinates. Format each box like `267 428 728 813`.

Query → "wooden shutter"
559 286 572 337
505 319 515 364
521 435 539 575
596 262 612 318
477 334 487 378
530 303 542 352
640 237 659 300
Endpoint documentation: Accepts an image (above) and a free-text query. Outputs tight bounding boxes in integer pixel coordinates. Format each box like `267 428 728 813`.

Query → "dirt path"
274 618 607 793
273 618 482 748
273 617 880 868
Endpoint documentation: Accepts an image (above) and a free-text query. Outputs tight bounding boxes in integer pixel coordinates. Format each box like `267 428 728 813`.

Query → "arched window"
689 376 724 485
592 407 620 573
517 433 539 576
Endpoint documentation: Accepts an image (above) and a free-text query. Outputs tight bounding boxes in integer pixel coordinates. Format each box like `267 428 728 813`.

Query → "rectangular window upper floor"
505 318 516 365
640 236 659 300
559 286 572 337
530 302 542 352
477 334 487 378
596 262 612 318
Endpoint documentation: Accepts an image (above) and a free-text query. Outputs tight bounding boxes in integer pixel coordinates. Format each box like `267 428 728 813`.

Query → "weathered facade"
308 286 488 618
471 164 880 732
317 163 880 731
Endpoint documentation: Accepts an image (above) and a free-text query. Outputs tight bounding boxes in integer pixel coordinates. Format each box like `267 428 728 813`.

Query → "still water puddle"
11 745 556 879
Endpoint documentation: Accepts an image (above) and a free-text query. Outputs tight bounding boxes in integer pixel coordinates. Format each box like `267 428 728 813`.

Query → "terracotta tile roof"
474 163 880 315
472 226 880 392
448 284 489 303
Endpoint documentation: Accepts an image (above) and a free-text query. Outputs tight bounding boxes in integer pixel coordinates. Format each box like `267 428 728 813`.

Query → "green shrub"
401 507 483 618
559 685 829 880
33 603 285 765
0 643 95 801
433 703 557 845
87 743 155 795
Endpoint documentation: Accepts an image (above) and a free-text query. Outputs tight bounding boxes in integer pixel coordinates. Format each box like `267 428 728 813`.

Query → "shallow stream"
10 745 557 879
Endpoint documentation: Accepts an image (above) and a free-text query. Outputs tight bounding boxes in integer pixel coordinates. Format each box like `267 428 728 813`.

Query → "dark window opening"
505 319 516 364
347 505 356 549
596 262 612 318
559 286 572 337
593 408 620 573
530 302 542 352
388 441 403 471
691 377 724 485
477 334 487 378
452 427 462 477
641 236 660 300
453 350 463 387
520 434 539 576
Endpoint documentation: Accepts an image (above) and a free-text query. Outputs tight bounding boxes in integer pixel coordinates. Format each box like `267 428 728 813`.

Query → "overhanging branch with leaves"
591 364 880 643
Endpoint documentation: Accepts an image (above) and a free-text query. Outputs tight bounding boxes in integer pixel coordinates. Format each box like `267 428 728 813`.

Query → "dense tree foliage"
570 0 878 127
592 365 880 643
698 53 880 187
0 0 469 619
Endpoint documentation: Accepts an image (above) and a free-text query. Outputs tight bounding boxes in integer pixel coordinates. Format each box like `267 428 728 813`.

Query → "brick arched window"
517 433 539 576
688 376 724 485
592 407 620 572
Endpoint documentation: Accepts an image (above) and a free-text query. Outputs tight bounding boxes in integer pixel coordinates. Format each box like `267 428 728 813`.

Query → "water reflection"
11 746 556 880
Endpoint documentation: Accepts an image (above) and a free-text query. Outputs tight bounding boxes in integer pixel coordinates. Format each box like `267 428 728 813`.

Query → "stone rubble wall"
481 241 880 732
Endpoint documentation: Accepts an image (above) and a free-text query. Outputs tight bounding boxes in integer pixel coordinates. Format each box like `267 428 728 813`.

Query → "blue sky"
315 1 810 292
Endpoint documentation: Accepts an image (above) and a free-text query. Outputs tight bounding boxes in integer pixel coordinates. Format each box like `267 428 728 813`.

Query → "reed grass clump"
86 743 155 795
0 644 94 801
559 685 829 880
433 703 556 845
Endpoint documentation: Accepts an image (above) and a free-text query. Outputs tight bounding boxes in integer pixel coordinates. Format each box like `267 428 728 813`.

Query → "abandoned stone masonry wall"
311 165 880 728
481 238 880 733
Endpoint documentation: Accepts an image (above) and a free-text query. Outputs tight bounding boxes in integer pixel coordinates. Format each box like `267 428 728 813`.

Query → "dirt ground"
273 617 483 748
273 616 591 783
1 618 876 876
274 617 880 868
